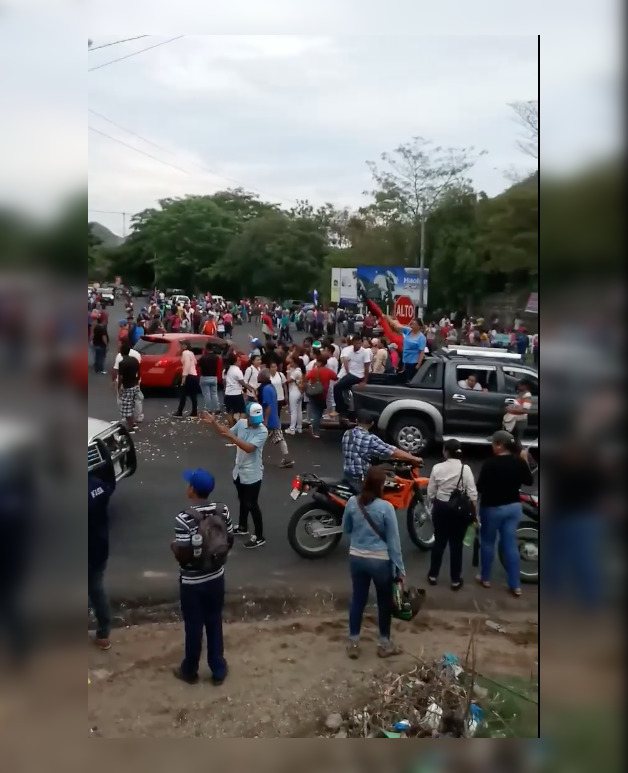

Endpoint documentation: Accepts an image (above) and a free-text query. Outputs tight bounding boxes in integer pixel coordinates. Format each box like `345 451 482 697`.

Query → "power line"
88 109 174 153
88 108 297 203
88 35 185 72
89 126 193 175
89 36 150 52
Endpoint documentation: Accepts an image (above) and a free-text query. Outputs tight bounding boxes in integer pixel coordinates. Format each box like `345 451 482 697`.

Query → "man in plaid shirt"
342 410 423 490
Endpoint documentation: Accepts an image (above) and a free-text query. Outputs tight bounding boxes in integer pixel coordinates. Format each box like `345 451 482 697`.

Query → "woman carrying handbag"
426 439 478 590
302 352 337 439
342 466 405 659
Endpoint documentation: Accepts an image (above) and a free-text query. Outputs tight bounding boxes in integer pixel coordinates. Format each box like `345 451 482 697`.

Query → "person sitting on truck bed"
342 409 422 491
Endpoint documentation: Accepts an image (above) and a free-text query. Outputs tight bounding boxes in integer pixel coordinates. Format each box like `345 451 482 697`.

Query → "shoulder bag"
447 464 475 524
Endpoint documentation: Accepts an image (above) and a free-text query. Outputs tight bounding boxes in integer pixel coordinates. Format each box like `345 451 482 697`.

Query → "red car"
133 333 248 389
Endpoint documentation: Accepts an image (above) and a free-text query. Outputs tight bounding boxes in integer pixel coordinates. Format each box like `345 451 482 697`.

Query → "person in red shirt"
98 306 109 329
362 311 376 339
117 320 129 350
302 352 338 438
260 311 275 342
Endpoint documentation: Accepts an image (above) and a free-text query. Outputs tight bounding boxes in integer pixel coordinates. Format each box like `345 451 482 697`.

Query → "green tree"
366 137 486 311
212 212 328 299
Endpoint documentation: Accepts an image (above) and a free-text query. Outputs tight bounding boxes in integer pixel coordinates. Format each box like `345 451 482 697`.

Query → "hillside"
88 221 125 248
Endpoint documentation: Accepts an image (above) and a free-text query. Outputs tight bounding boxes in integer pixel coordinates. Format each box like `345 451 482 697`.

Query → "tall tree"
366 137 486 312
509 100 539 159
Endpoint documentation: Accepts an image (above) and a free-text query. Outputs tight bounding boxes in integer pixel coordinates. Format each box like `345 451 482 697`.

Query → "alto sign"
394 295 415 326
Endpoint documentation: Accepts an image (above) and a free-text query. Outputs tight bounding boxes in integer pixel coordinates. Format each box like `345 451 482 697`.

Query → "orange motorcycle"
287 457 433 559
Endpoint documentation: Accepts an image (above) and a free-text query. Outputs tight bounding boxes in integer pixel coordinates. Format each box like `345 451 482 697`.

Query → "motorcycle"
287 457 433 559
498 487 539 584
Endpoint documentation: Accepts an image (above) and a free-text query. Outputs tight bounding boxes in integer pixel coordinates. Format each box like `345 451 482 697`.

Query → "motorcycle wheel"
287 503 343 559
406 490 435 551
499 522 538 584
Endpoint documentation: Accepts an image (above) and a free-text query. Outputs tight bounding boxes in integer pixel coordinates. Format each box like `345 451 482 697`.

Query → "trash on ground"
485 620 507 633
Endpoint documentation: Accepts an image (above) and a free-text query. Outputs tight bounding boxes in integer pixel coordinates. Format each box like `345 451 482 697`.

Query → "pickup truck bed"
350 353 538 454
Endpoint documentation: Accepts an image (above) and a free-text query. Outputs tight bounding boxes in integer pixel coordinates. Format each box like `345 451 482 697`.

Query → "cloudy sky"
0 2 621 236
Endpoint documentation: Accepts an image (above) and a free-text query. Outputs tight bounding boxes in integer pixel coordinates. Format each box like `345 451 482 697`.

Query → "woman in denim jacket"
342 465 405 659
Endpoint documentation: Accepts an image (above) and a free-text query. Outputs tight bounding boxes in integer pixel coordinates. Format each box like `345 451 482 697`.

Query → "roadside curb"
105 583 536 629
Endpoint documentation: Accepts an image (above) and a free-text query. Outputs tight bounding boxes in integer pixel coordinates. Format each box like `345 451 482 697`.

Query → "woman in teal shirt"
387 316 427 379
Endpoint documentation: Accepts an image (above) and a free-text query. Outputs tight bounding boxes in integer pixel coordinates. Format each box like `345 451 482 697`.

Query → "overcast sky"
0 2 621 236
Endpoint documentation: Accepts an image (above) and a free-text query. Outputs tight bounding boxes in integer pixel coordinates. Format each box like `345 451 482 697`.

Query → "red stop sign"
394 295 415 326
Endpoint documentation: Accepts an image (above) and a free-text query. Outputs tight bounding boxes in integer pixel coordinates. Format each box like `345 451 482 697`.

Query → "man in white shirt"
322 343 339 415
172 340 199 418
457 373 483 391
333 335 370 421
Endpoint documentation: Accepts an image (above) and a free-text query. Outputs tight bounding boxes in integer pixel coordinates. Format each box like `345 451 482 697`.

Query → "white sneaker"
285 428 295 435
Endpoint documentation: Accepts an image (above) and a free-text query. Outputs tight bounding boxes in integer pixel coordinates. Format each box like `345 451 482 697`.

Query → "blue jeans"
88 566 111 639
200 376 219 412
544 514 601 610
479 503 521 590
179 575 227 681
349 556 393 643
93 345 107 373
309 398 325 435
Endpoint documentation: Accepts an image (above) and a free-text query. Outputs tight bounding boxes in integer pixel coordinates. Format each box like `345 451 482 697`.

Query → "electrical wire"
88 109 297 203
88 35 184 72
89 36 150 52
89 126 193 175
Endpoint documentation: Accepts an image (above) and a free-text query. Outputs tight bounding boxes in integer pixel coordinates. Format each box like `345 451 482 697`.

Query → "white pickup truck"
88 417 137 487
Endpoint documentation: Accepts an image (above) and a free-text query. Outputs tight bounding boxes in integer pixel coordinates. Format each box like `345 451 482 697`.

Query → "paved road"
88 298 537 613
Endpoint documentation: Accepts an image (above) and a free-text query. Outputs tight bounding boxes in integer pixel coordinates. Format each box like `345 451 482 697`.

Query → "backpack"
186 505 230 572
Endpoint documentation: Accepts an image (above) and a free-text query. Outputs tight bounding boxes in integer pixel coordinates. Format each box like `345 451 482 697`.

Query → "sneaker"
285 428 295 435
94 637 111 651
280 458 295 468
211 663 229 686
233 526 249 537
171 413 183 419
172 666 199 685
377 641 402 658
346 641 360 660
243 536 266 549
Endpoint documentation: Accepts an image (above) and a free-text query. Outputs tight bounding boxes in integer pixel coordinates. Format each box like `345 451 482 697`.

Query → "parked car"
98 287 115 306
133 333 248 389
172 294 190 307
350 349 538 454
88 417 137 488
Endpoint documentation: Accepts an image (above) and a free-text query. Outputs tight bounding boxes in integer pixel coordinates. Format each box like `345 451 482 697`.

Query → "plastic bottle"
463 523 475 547
191 533 203 558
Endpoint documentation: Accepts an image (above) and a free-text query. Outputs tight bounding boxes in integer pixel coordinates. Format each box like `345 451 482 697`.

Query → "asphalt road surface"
89 297 537 613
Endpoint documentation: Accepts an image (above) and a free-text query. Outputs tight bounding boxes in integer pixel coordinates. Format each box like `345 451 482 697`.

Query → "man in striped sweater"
171 469 234 685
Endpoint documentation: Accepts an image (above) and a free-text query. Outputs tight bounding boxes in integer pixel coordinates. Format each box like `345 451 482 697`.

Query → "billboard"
330 267 359 303
356 266 429 309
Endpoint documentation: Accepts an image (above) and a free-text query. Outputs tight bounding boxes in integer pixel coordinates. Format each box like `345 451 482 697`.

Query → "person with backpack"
171 468 234 685
426 439 478 590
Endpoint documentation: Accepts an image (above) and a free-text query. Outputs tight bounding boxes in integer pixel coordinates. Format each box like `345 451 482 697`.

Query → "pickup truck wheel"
390 415 433 455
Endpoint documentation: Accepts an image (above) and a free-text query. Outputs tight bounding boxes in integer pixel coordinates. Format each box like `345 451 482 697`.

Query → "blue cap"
183 468 215 497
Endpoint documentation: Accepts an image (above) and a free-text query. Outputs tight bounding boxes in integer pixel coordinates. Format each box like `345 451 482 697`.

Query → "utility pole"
122 212 127 237
417 214 427 319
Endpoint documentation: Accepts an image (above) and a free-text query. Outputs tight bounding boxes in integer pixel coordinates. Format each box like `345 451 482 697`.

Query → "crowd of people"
88 287 538 684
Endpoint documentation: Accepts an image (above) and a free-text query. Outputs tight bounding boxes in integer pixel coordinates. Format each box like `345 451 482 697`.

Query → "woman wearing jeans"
342 466 405 659
476 430 534 597
197 342 220 413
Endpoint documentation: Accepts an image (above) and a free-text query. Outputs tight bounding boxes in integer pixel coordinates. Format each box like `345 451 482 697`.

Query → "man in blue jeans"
171 469 234 685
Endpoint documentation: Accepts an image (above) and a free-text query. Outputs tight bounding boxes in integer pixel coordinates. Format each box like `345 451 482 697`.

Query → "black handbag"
447 464 475 524
305 368 325 397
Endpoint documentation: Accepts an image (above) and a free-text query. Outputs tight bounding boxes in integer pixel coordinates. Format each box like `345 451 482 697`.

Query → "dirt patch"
88 609 537 738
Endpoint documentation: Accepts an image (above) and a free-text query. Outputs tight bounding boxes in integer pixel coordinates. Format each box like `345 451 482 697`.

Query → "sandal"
475 575 491 589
